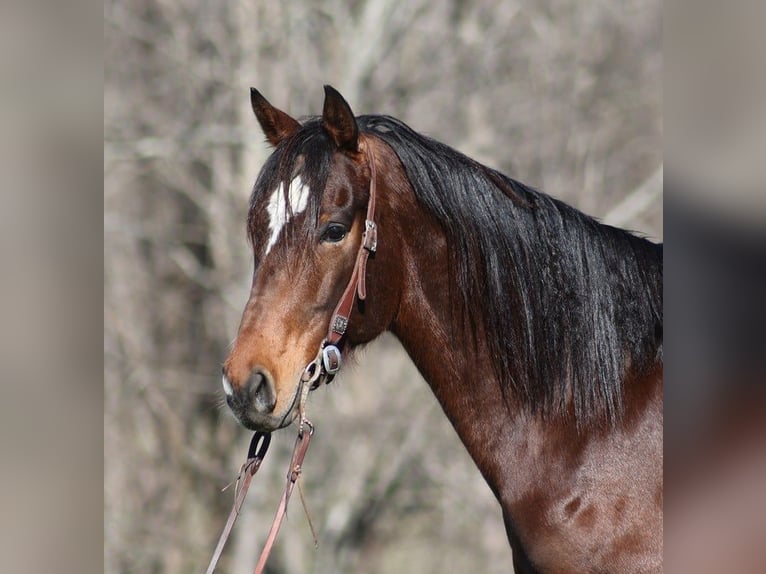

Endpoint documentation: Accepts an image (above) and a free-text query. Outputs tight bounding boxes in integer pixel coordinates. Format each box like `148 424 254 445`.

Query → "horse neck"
386 205 525 500
383 184 659 509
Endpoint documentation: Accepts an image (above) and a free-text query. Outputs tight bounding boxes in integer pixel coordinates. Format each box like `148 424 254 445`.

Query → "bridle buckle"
322 344 342 375
363 219 378 253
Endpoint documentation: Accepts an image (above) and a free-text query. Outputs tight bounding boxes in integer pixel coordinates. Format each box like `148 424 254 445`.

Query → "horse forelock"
247 120 333 262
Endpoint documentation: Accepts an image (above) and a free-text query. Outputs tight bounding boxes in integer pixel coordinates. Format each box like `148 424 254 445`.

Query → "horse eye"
321 223 347 243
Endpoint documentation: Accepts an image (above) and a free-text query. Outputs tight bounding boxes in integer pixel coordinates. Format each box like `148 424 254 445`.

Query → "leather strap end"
357 257 368 300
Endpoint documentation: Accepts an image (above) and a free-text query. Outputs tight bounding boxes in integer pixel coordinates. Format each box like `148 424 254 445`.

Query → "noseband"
206 144 379 574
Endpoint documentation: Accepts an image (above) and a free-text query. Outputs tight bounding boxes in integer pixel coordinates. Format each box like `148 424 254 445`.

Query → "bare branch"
603 166 663 227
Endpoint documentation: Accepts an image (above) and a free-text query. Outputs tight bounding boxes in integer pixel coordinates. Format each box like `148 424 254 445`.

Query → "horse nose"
244 368 276 413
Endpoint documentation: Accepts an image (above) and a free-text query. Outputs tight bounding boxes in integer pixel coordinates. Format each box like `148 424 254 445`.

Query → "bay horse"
222 86 663 573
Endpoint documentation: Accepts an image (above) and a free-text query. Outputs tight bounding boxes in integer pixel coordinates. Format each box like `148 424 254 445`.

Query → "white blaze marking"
222 374 233 397
264 175 309 255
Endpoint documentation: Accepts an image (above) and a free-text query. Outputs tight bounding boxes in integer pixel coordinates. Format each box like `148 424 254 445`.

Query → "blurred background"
104 1 661 572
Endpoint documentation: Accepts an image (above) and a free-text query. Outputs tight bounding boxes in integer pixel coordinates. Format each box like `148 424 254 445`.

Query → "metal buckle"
247 431 272 461
363 220 377 253
322 344 342 375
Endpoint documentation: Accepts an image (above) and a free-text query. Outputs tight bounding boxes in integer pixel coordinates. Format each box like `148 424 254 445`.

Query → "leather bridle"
301 141 378 390
205 143 378 574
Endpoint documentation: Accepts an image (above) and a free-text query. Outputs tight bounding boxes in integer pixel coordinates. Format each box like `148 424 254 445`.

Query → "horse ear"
250 88 300 147
322 85 359 151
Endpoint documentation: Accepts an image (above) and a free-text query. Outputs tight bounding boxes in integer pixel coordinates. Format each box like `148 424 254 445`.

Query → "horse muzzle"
222 368 297 431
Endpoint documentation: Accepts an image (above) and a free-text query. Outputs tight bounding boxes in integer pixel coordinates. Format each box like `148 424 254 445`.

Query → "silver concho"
332 315 348 336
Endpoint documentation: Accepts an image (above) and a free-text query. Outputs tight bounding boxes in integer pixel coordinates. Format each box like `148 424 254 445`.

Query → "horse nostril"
247 369 276 413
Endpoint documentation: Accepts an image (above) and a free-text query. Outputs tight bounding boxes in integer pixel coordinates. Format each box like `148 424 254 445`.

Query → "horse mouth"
232 405 298 432
227 381 304 432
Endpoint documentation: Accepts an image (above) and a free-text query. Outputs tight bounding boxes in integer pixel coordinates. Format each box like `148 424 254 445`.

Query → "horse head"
221 86 402 431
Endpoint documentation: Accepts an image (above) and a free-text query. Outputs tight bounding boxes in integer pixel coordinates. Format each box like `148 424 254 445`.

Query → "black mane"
251 115 663 425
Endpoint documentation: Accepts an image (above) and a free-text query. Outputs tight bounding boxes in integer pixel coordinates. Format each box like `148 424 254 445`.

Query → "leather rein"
205 144 378 573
